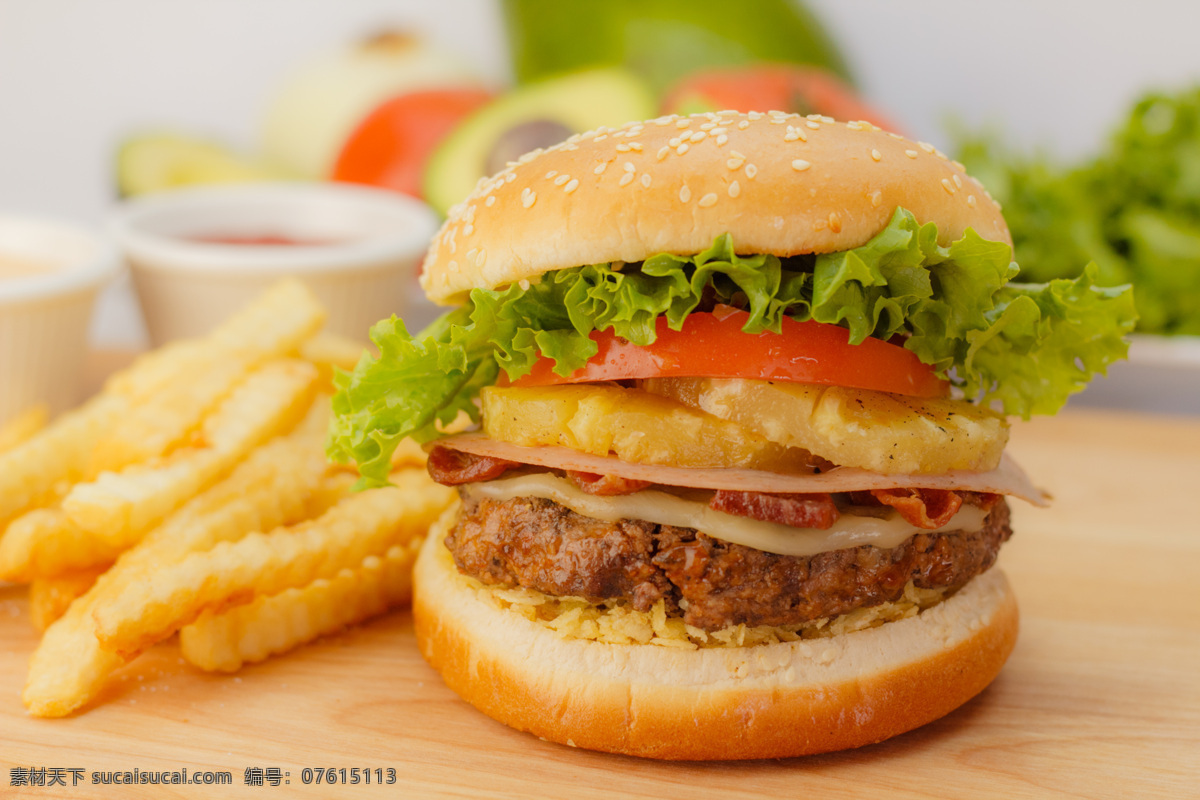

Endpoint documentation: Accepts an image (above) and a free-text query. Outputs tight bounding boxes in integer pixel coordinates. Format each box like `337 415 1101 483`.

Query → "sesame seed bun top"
419 111 1011 306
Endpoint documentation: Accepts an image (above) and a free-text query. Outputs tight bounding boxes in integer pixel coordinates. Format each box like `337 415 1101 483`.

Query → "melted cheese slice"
463 472 989 558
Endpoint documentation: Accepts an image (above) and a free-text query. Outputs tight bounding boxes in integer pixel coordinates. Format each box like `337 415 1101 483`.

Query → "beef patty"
446 494 1012 631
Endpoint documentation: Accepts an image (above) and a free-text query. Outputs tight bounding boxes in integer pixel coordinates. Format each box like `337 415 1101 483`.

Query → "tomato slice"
511 307 948 397
332 88 494 198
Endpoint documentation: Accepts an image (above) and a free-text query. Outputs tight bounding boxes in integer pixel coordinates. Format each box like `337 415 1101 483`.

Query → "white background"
2 0 1199 345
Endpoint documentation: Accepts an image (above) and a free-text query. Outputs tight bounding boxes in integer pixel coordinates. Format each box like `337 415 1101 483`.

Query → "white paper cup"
109 182 439 345
0 216 121 422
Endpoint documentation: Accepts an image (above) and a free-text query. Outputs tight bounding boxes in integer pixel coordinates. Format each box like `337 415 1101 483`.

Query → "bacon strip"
566 471 652 496
709 491 839 530
868 488 963 529
426 446 517 486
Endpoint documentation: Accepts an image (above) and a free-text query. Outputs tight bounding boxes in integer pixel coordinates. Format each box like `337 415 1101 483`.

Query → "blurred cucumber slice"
503 0 851 92
116 134 285 197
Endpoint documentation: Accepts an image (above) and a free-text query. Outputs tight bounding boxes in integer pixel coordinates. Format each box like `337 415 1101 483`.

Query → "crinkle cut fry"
0 404 49 453
60 359 319 553
29 566 108 632
22 407 343 718
0 394 126 529
91 469 455 658
180 540 421 672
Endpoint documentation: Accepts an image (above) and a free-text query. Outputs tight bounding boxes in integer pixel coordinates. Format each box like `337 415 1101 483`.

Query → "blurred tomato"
332 88 494 198
663 66 901 134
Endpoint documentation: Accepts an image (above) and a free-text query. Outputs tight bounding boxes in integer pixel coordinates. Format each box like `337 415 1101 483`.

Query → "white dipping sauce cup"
0 216 121 422
109 183 439 345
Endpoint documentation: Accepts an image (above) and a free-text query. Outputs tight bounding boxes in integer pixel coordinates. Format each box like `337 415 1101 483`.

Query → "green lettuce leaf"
329 209 1135 487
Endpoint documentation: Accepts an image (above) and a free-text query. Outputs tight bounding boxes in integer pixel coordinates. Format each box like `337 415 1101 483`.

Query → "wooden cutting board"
2 407 1198 799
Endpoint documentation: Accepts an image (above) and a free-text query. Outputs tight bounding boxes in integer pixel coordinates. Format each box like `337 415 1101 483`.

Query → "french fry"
0 404 49 453
29 566 109 632
92 469 455 658
0 508 123 582
209 279 327 356
0 394 126 528
23 596 126 718
88 354 254 473
180 540 421 672
23 402 345 718
103 279 326 402
61 360 318 553
299 330 370 384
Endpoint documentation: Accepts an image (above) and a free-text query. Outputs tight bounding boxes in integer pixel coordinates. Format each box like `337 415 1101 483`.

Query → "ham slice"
434 433 1051 507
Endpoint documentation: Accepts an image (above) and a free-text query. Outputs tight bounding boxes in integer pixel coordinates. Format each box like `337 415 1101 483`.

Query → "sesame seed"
449 260 459 273
699 192 718 207
905 150 919 159
738 120 750 129
564 179 579 193
669 137 682 147
640 173 651 188
618 172 635 187
819 115 835 123
952 160 966 171
806 121 820 130
692 130 708 142
792 159 811 171
679 185 691 203
594 162 608 175
676 119 691 128
485 196 496 207
967 194 977 208
545 170 557 179
657 146 670 160
731 150 746 160
624 161 636 172
522 188 537 208
595 134 608 141
871 149 882 161
728 180 740 198
505 173 516 183
888 132 904 140
745 164 758 179
677 143 690 154
463 224 474 236
726 157 743 169
448 238 456 254
518 279 530 291
870 191 882 207
941 178 956 194
748 111 763 120
952 174 963 188
918 141 936 153
934 149 948 160
784 130 801 142
628 142 643 151
770 109 789 117
846 121 863 131
700 122 716 131
828 211 842 232
554 174 570 186
715 134 728 145
567 134 582 144
476 250 487 267
711 128 727 135
653 117 672 126
616 143 630 152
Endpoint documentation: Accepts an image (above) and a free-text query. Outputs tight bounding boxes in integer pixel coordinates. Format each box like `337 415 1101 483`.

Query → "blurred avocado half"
503 0 851 93
422 68 655 216
116 133 288 198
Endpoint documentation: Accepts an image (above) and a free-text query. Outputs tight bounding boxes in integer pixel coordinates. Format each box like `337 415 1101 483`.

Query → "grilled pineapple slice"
642 378 1008 474
480 384 817 472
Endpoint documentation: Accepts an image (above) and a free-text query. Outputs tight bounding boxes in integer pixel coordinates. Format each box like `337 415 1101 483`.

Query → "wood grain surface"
2 407 1198 799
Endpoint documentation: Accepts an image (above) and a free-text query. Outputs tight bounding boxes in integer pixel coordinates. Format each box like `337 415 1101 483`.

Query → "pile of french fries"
0 280 454 717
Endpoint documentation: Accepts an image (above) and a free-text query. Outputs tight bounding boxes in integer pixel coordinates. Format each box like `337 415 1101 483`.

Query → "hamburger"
329 111 1135 759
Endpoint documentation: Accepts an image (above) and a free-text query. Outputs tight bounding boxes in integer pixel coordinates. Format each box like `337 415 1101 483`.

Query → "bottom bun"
413 503 1019 760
